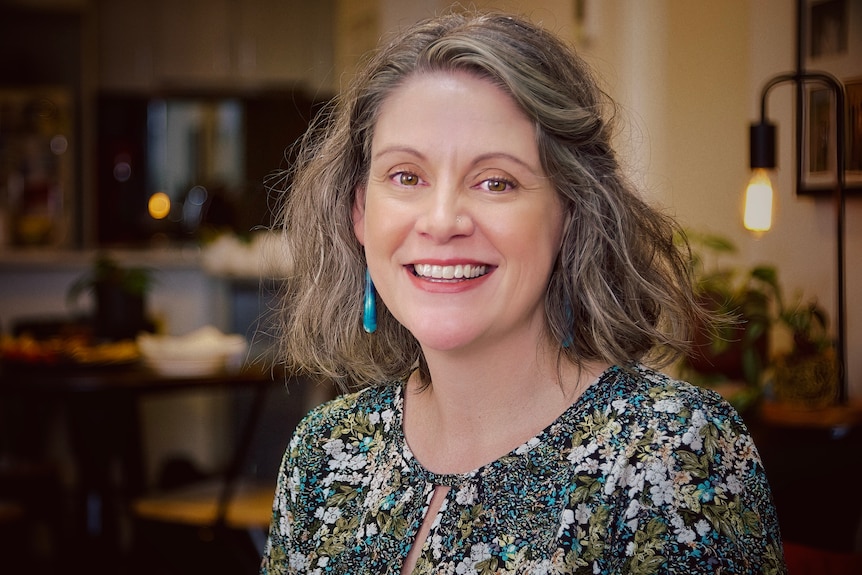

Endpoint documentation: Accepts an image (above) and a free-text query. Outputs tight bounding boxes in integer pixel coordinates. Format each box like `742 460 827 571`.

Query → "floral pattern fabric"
260 364 786 574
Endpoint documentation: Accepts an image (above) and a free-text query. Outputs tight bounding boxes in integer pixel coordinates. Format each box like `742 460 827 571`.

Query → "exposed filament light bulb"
743 168 774 232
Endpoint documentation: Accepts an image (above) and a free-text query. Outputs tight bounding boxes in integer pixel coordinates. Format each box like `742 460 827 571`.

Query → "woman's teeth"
413 263 488 280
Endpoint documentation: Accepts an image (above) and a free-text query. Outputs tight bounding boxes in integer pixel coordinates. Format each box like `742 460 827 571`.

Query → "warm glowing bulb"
148 192 171 220
743 168 774 232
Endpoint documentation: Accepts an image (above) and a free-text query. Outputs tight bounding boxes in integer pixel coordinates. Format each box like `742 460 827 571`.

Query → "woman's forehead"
368 71 540 170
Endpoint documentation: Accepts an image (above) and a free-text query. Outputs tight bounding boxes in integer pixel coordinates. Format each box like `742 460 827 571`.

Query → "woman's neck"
403 337 607 475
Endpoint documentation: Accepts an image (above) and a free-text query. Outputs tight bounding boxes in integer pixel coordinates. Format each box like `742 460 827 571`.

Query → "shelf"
0 247 203 272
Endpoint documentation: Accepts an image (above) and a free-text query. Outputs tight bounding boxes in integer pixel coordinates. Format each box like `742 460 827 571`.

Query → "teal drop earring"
363 268 377 333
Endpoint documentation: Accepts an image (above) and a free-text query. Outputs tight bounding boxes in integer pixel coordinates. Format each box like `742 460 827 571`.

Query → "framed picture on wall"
847 78 862 174
804 86 833 188
809 0 848 59
801 80 862 192
799 0 862 193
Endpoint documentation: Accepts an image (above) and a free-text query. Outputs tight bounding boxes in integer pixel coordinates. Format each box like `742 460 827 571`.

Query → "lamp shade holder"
747 68 848 404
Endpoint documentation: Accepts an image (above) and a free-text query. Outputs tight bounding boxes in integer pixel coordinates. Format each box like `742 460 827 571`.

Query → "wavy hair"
273 11 710 390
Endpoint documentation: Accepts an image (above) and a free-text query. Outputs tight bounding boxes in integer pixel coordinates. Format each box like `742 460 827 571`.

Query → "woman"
262 11 786 575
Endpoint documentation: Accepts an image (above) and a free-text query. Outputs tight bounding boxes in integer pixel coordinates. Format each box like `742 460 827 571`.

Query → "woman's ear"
352 186 366 245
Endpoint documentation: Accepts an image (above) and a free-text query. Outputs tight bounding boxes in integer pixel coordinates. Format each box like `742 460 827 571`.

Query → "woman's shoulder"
310 381 402 418
289 382 403 450
596 364 744 428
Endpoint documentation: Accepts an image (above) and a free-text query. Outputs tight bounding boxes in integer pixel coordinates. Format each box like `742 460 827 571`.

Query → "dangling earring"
363 268 377 333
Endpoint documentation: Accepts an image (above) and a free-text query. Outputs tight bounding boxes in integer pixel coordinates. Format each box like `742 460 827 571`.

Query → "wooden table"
0 360 279 395
759 399 862 429
749 399 862 552
0 361 284 572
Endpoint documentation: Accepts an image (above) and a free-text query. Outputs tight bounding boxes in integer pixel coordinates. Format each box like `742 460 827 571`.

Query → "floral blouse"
260 364 786 574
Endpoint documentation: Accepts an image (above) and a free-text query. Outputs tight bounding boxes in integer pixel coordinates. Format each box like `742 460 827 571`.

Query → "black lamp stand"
748 0 848 404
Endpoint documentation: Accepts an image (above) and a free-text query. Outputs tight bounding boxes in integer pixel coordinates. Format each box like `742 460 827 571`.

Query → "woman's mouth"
411 263 489 281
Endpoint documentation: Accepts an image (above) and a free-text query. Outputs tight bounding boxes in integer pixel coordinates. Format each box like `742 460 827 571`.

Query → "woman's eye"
394 172 420 186
481 178 516 193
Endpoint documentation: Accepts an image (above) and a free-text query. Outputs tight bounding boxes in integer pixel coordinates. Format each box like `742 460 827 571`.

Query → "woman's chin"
407 323 486 355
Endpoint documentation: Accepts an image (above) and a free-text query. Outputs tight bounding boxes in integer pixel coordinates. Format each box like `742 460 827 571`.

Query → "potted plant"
678 231 780 408
67 254 155 340
771 296 837 406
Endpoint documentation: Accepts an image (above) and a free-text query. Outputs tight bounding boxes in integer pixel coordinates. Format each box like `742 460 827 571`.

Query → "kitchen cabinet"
97 0 158 91
97 0 335 93
154 0 234 87
234 0 334 90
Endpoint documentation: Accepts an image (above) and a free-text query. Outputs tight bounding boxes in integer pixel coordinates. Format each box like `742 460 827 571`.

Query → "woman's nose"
415 186 473 242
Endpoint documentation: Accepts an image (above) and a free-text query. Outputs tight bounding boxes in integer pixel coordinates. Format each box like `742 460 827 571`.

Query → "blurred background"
0 0 861 573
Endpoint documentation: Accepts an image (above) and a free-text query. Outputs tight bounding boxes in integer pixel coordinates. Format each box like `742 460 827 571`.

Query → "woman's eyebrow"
372 145 426 162
373 147 540 175
470 152 542 175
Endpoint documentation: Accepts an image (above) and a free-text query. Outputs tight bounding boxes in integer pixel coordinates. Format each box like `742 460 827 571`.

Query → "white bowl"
137 326 248 377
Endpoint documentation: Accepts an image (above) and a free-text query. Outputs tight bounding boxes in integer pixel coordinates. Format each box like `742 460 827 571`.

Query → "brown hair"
273 11 709 390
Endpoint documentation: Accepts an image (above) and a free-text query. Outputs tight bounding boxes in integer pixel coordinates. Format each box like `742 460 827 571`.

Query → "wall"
579 0 860 399
581 0 752 263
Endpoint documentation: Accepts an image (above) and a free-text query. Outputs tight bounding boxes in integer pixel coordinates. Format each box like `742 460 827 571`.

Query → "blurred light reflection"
148 191 171 219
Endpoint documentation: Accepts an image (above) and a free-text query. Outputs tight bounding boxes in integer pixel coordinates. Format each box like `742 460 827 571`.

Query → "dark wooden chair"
129 376 320 575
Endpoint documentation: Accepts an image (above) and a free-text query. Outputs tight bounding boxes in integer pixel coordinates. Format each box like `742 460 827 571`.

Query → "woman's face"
353 70 565 355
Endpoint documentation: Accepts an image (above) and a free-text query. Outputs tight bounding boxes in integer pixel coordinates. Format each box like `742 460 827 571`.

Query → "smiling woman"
264 10 787 575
